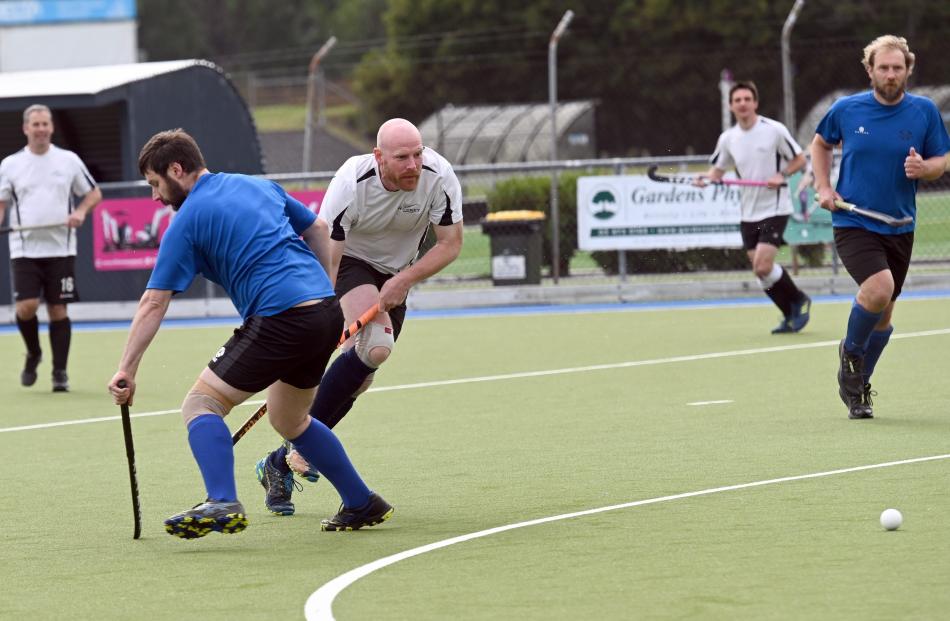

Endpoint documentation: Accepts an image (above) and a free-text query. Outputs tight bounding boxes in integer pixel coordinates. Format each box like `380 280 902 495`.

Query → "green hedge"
486 173 584 275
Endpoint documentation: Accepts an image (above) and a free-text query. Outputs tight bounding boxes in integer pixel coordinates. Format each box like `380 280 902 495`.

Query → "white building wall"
0 20 136 72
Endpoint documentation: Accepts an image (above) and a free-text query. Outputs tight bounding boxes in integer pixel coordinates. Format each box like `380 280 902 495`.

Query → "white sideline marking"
1 329 948 435
0 399 265 434
305 453 950 621
687 400 733 406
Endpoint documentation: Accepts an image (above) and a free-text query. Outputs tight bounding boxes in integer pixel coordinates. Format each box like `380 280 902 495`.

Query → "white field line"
305 453 950 621
2 328 948 435
687 400 734 406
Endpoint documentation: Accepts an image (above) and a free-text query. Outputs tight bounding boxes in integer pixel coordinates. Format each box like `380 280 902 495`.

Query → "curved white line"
305 453 950 620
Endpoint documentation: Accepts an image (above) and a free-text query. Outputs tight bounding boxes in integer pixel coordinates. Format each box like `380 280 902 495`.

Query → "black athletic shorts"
335 254 406 341
208 298 343 392
834 227 914 300
740 215 789 251
12 256 79 303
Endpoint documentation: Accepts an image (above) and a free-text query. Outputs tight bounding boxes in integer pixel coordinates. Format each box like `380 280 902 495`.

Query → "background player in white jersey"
697 81 810 334
0 104 102 391
255 118 463 515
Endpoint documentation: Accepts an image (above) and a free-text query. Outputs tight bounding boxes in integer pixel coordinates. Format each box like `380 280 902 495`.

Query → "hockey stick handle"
339 305 380 346
646 166 785 187
0 223 64 234
832 200 913 227
116 379 142 540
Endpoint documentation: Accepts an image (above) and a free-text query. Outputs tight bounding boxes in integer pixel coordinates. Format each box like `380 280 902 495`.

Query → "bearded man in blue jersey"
811 35 949 420
107 129 393 537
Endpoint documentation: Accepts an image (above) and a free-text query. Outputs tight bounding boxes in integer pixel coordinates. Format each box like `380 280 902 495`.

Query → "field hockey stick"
831 199 913 228
232 402 267 445
230 305 381 445
646 165 786 188
339 305 380 346
0 223 64 234
116 380 142 540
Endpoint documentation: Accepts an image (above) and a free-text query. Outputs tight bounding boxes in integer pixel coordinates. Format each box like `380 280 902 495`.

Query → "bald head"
376 118 422 152
374 118 424 191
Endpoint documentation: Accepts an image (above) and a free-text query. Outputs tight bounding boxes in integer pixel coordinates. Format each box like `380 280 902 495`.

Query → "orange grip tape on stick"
339 305 380 346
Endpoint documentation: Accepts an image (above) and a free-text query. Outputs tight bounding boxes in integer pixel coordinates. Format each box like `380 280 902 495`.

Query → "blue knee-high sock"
844 300 883 355
863 325 894 383
290 418 370 508
187 414 238 502
309 348 374 424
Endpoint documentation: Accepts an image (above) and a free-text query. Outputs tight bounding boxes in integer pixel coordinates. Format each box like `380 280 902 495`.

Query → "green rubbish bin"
480 210 546 286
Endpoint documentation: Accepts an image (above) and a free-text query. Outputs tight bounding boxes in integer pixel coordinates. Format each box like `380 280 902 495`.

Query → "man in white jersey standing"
0 104 102 391
255 118 464 515
697 81 811 334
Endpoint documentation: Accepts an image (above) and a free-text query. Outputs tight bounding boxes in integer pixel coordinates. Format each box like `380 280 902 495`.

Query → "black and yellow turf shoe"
321 492 394 532
164 499 248 539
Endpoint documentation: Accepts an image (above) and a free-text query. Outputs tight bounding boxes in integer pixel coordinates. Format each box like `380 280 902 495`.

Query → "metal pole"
548 10 573 284
719 68 734 132
303 36 337 172
781 0 805 135
317 68 327 127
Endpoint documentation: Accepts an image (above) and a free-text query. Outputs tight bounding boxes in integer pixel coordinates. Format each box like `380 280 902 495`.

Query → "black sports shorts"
335 254 406 341
740 215 789 251
208 298 343 392
12 256 79 303
834 226 914 300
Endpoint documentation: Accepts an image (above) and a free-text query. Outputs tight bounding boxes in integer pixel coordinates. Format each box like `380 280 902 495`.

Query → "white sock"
756 263 782 289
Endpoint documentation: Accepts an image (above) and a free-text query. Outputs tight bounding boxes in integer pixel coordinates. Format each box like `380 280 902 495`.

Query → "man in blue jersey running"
107 129 393 537
811 35 949 420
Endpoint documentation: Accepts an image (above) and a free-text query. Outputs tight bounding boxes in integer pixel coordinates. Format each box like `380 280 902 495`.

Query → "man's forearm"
810 143 833 190
118 292 170 376
75 188 103 216
399 240 461 288
921 155 949 181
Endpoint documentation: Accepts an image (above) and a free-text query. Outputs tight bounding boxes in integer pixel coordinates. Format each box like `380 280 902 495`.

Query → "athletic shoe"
837 340 865 401
256 455 299 516
164 499 248 539
789 295 812 332
848 383 878 420
838 341 871 419
20 351 41 387
51 369 69 392
321 492 394 531
771 317 794 334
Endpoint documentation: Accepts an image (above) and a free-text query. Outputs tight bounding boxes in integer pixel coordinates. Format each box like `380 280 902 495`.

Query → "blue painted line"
2 289 949 334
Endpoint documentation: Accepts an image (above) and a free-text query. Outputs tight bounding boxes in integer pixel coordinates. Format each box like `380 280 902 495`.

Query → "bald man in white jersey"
255 118 464 515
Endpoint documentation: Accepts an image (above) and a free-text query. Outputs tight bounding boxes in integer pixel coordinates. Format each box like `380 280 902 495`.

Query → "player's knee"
181 388 232 426
354 322 394 368
752 261 773 280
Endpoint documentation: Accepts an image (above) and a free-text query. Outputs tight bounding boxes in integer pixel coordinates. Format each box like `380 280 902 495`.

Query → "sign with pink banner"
93 189 327 271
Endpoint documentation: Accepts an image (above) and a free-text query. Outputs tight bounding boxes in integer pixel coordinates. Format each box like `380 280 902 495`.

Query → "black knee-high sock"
16 315 41 356
764 268 798 317
49 318 71 371
309 349 374 424
323 396 357 429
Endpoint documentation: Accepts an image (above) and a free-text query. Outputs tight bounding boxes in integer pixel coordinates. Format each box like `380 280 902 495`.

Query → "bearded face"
868 48 909 104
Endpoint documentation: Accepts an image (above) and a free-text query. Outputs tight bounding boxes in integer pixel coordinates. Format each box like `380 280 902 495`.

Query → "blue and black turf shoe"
164 499 248 539
256 455 299 516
